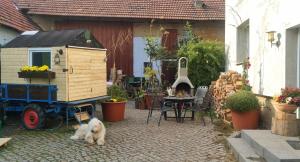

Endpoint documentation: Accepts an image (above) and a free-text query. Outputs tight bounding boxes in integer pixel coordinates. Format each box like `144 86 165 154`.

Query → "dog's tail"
70 135 79 140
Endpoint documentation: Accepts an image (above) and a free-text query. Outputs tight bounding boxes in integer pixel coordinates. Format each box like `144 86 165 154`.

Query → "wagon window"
29 49 51 68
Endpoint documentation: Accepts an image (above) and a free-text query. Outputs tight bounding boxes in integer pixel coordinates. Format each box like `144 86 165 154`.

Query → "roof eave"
26 12 225 21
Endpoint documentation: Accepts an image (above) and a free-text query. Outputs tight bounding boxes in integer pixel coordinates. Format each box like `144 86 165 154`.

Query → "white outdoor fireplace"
171 57 194 96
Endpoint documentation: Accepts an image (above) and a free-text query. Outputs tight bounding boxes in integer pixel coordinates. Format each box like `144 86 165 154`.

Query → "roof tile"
16 0 224 21
0 0 39 31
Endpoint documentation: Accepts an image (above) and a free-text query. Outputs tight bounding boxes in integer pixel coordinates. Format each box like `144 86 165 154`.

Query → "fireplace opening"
175 83 192 97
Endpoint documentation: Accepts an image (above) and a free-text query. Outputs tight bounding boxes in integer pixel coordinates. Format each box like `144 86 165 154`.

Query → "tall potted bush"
225 90 260 130
101 85 127 122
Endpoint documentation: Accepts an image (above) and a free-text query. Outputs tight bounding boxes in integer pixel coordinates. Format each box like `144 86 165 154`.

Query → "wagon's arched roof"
3 29 104 48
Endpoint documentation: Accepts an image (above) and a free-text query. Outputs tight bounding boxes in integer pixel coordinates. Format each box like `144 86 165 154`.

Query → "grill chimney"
171 57 194 96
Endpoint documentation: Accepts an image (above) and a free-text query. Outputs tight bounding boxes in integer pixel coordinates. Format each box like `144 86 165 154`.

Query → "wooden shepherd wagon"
0 29 109 129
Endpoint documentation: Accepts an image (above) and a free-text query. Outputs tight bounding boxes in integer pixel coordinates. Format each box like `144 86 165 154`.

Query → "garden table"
163 96 195 122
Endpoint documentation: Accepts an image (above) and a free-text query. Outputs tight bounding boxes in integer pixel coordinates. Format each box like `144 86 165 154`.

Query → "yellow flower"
38 65 49 72
29 66 39 72
273 96 281 102
20 65 30 72
21 65 50 72
111 98 118 102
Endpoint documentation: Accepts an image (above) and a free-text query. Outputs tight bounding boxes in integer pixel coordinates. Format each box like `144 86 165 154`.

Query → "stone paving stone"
0 101 226 162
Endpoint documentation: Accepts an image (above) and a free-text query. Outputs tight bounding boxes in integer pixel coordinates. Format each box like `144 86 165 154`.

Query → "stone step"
241 130 300 162
227 137 263 162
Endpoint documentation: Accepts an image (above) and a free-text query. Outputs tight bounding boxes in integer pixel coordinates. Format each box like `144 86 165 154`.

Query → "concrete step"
241 130 300 162
227 137 264 162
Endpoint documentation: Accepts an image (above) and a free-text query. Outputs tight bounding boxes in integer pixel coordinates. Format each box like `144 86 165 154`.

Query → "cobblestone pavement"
0 101 227 162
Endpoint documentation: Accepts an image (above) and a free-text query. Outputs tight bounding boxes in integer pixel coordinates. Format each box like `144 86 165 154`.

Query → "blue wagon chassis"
0 83 109 128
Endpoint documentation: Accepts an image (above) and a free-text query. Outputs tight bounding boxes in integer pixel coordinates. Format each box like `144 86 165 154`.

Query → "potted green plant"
135 90 145 109
273 87 300 113
101 85 127 122
225 90 260 130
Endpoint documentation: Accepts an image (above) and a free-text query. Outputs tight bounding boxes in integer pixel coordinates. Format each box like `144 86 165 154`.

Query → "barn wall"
55 21 133 79
67 47 107 101
133 21 224 41
0 46 68 101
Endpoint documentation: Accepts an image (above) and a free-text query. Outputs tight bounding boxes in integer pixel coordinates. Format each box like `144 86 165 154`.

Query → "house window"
236 20 249 63
29 48 51 68
285 28 300 87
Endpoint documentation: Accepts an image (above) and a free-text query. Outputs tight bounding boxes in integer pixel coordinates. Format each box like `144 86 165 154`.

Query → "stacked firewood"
212 70 244 123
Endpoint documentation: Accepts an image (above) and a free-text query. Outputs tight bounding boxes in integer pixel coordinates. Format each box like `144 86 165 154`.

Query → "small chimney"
194 0 206 9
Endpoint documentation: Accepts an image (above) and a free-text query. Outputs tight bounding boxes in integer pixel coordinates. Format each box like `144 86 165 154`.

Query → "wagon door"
67 47 107 101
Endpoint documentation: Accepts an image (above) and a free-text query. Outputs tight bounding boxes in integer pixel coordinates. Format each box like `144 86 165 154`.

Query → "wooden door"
161 29 178 86
67 47 107 101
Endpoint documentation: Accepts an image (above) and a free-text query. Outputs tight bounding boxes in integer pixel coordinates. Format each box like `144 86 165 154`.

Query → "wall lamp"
267 31 281 48
54 49 63 65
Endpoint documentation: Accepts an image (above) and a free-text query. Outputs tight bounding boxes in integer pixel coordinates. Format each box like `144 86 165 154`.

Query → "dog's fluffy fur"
70 118 106 145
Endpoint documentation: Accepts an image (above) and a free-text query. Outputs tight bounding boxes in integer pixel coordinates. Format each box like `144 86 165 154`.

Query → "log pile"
212 70 244 123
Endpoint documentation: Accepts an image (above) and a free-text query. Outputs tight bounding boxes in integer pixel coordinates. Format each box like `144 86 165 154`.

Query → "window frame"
236 19 250 64
28 48 52 69
297 29 300 87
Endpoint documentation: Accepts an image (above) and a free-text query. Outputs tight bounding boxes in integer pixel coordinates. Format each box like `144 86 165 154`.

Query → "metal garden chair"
183 86 214 125
158 100 177 126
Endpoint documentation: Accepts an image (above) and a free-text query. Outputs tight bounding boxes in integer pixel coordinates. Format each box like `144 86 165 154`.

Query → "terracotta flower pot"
144 94 152 109
231 109 259 130
272 102 297 114
135 98 145 109
101 102 126 122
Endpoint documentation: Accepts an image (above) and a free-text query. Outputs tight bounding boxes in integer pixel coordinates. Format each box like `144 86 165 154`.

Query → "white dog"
70 118 106 145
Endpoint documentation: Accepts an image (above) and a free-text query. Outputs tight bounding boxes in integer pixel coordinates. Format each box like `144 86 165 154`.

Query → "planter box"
18 71 56 79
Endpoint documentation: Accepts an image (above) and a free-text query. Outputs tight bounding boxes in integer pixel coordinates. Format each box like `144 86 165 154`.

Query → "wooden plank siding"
67 47 107 101
1 46 106 102
55 21 133 80
0 47 68 101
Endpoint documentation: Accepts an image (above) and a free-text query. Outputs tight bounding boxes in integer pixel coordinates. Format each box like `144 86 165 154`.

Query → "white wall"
133 37 161 80
225 0 300 96
0 25 19 47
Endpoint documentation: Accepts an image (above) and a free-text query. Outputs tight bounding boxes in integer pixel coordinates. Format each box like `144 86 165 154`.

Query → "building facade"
16 0 225 81
226 0 300 96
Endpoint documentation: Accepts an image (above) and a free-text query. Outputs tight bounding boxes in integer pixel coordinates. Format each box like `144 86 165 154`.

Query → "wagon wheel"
21 104 46 130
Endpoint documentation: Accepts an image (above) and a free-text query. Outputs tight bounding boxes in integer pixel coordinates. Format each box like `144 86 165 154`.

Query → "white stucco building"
0 26 19 47
226 0 300 96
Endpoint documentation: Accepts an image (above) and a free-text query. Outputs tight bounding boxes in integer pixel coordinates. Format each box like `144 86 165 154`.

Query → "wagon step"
74 103 94 123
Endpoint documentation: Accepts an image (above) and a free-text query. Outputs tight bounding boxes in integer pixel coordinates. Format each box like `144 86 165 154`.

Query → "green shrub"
225 90 259 112
108 85 128 102
177 40 225 87
177 22 225 87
